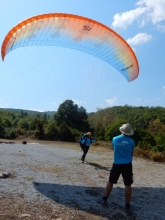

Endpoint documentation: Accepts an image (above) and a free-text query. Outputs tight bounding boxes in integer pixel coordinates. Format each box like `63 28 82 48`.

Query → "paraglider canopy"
1 13 139 82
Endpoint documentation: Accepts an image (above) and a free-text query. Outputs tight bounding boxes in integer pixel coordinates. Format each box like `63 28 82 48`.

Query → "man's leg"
104 182 113 197
81 151 85 162
98 164 120 205
123 163 133 212
82 147 89 162
124 185 132 212
125 185 132 204
98 182 113 204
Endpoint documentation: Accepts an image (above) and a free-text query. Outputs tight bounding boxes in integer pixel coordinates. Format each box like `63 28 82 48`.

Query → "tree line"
0 101 165 160
89 105 165 161
0 100 89 142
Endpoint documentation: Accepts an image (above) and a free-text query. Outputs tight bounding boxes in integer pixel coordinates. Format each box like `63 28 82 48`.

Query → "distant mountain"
0 108 56 118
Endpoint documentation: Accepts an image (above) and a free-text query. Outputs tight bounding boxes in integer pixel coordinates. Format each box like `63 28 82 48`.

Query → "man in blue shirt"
80 132 96 163
98 123 135 212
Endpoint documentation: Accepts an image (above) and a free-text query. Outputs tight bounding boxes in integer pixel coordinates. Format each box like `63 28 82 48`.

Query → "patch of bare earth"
0 195 104 220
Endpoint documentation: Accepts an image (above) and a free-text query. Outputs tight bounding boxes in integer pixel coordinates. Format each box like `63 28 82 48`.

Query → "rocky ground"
0 139 165 220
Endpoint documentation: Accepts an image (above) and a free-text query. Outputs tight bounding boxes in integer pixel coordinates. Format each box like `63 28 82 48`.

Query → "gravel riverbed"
0 141 165 220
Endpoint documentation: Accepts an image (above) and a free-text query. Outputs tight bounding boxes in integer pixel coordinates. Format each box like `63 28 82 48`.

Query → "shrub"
151 152 165 162
5 129 18 139
151 145 165 153
58 122 75 142
134 147 151 159
134 146 165 162
157 145 165 153
46 122 59 140
134 129 156 149
105 120 126 141
70 129 81 142
0 123 5 138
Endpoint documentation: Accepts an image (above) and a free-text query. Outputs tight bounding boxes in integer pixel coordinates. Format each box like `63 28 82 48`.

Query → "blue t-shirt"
112 134 135 164
80 134 96 147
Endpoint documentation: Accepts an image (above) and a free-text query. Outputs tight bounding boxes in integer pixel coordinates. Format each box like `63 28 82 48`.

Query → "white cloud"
137 0 165 24
29 108 43 112
0 104 10 108
73 99 83 105
157 24 165 32
106 97 117 105
112 7 147 29
127 33 153 46
162 86 165 89
137 98 141 101
146 98 161 103
112 0 165 30
0 100 11 108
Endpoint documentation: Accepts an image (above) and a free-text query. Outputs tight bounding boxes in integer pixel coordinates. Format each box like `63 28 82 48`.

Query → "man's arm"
91 139 96 143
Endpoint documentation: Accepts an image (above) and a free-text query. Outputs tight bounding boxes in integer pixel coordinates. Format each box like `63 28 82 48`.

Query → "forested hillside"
88 105 165 138
0 102 165 161
88 105 165 161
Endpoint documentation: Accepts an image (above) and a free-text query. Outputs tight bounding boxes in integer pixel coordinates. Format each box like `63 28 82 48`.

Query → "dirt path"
0 140 164 220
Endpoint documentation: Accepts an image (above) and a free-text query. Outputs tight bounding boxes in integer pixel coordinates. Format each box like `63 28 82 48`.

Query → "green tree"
135 129 156 149
29 118 37 130
13 118 19 128
2 118 12 128
0 120 5 138
155 132 165 152
95 122 105 140
58 122 74 141
5 129 17 139
18 119 29 131
105 119 126 141
54 100 90 131
147 119 162 134
46 121 59 140
33 118 46 139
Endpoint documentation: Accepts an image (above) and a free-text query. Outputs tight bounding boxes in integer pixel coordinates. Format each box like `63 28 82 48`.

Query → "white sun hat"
119 123 134 136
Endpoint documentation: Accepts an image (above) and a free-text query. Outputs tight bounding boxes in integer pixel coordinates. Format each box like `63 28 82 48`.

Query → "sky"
0 0 165 113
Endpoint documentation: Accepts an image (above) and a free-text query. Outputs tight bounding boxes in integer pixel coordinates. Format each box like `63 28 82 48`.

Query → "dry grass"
134 147 165 162
34 165 63 173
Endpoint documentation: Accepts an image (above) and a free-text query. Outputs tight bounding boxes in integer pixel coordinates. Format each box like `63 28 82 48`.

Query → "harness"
79 134 88 150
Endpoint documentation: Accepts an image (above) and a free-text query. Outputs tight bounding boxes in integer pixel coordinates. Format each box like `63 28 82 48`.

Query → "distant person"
80 132 96 163
98 123 135 213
